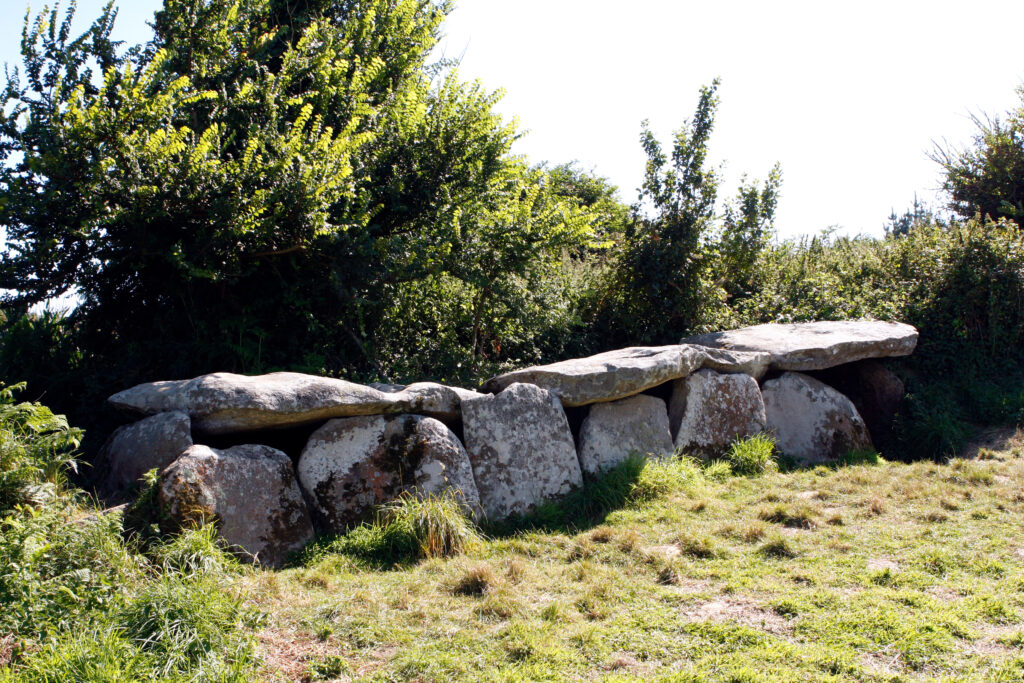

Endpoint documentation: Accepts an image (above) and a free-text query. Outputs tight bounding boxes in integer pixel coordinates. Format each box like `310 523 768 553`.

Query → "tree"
598 80 780 346
932 88 1024 225
0 0 591 398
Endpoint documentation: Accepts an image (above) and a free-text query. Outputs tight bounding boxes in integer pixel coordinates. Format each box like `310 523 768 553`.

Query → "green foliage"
0 504 139 641
306 491 481 567
598 80 780 345
737 219 1024 458
117 572 255 678
932 88 1024 224
726 433 778 476
0 0 597 439
0 382 82 513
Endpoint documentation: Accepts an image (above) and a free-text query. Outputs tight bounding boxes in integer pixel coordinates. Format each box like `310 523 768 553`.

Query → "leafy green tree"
0 0 591 428
932 89 1024 225
716 164 781 300
598 80 780 345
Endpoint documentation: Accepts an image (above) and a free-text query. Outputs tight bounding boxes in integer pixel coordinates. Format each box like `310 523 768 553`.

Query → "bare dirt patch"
256 627 337 682
961 426 1023 460
681 597 792 635
867 558 900 572
604 652 661 677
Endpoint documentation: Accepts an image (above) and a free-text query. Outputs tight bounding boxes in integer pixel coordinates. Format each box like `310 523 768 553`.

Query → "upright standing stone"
297 414 480 532
157 444 314 567
577 395 674 475
97 411 193 495
461 383 582 519
670 370 767 457
761 372 873 464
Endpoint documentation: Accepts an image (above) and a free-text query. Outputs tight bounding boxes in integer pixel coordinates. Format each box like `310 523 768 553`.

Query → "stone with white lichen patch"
761 372 873 464
461 383 582 520
296 414 480 532
158 444 314 567
670 369 767 458
577 394 674 475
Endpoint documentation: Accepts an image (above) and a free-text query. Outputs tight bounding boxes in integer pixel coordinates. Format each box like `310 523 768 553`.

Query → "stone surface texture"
461 383 582 519
157 444 313 567
761 372 873 464
97 411 193 495
694 347 772 380
685 320 918 371
480 345 705 407
670 370 767 457
577 395 674 475
297 414 480 532
109 372 475 434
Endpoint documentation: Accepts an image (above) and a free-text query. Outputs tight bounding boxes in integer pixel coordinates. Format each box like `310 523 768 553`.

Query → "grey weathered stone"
297 414 480 532
684 320 918 371
479 345 706 407
108 372 476 434
461 383 582 519
670 370 767 457
157 444 314 567
577 394 673 475
97 411 193 495
761 372 873 464
695 347 772 380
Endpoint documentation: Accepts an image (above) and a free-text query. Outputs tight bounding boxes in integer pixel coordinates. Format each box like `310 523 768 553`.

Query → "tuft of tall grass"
118 572 257 678
303 491 481 567
725 433 778 475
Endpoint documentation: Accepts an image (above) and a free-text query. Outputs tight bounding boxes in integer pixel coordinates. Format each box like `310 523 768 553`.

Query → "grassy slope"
246 434 1024 683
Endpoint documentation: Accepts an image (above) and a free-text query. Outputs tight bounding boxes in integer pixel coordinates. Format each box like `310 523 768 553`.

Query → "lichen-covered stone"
97 411 193 495
158 444 314 567
297 414 480 532
108 372 477 434
761 372 873 464
479 346 706 407
685 320 918 371
461 383 582 519
670 370 767 457
577 395 673 475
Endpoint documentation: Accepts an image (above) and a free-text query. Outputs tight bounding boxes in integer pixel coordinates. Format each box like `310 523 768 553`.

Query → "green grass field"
245 431 1024 682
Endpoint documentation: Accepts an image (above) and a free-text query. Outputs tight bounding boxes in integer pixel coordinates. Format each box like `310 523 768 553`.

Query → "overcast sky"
4 0 1024 239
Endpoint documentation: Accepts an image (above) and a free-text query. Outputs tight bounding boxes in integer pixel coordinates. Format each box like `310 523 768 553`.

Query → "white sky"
4 0 1024 239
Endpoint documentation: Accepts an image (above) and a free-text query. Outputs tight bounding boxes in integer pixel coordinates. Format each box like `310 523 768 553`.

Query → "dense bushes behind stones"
736 219 1024 459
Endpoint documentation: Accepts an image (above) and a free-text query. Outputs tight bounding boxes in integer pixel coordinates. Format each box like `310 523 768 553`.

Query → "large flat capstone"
297 414 480 532
479 346 705 407
685 320 918 372
461 383 582 519
761 372 873 464
670 370 767 457
577 394 674 475
157 444 314 567
108 372 478 434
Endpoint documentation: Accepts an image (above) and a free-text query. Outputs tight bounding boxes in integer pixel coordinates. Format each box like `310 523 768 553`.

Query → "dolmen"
99 319 917 566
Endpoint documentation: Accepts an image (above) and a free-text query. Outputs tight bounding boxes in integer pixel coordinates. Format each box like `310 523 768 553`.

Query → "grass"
6 426 1024 681
241 433 1024 682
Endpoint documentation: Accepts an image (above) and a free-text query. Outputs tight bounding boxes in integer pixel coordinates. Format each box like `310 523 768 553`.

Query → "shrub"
0 505 139 640
726 433 778 475
0 383 81 513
